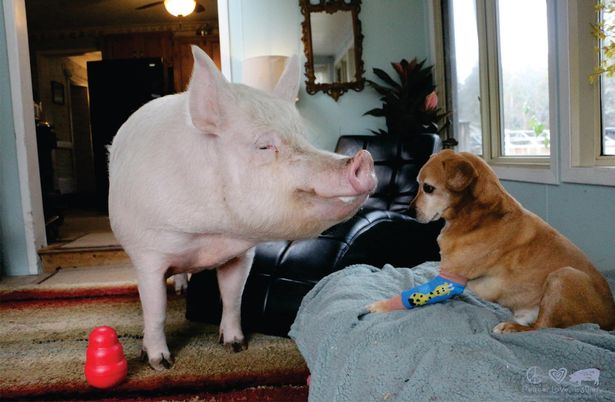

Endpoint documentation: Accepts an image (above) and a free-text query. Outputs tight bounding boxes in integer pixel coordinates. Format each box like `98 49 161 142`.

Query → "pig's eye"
258 144 278 152
423 183 435 194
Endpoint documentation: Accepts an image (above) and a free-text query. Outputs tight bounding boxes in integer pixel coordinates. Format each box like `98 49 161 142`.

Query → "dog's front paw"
367 295 405 313
367 299 390 313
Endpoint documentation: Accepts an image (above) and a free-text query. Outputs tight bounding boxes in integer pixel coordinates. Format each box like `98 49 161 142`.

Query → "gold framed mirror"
300 0 365 101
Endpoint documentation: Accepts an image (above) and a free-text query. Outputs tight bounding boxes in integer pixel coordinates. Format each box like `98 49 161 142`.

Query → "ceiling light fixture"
164 0 196 17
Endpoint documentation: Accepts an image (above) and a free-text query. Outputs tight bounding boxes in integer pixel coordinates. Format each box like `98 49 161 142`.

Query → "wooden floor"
0 263 136 289
37 210 129 272
55 209 113 241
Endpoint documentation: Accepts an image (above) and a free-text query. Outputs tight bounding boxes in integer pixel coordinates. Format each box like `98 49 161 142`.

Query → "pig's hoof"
218 332 247 352
142 349 175 370
225 339 248 353
173 273 189 295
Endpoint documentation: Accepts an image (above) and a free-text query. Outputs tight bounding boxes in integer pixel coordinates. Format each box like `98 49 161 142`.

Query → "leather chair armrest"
186 209 441 336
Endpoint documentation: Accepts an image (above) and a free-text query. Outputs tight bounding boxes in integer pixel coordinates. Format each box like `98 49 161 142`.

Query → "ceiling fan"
136 0 205 17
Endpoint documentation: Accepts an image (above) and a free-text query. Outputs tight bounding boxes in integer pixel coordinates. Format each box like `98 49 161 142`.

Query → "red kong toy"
85 326 128 388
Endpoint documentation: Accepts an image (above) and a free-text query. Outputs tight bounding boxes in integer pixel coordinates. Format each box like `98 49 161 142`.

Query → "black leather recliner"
186 134 443 336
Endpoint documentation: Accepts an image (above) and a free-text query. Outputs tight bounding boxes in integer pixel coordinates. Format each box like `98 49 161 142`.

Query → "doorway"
33 51 105 244
23 1 223 255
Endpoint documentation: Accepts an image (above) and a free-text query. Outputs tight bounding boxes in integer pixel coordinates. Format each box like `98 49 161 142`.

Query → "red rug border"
0 284 139 303
1 368 309 401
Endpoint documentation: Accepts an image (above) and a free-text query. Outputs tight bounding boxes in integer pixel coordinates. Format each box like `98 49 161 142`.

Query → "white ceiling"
25 0 218 32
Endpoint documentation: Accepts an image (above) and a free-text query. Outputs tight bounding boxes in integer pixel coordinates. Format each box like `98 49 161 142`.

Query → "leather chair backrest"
335 134 442 213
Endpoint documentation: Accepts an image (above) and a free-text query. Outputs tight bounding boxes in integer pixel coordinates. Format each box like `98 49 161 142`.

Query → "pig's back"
108 93 186 171
108 92 221 245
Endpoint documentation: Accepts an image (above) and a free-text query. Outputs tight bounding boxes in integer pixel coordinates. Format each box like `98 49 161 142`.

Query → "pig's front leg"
216 248 255 352
136 266 173 370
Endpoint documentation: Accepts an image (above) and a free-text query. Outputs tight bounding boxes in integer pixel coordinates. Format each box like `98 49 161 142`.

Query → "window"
599 2 615 156
440 0 615 185
448 0 482 155
497 0 550 158
445 0 552 165
603 78 615 156
562 0 615 185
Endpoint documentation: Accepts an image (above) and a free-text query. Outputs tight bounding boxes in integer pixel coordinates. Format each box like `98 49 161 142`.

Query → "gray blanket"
289 262 615 402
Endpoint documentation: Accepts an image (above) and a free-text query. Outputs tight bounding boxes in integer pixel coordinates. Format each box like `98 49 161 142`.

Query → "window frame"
475 0 559 183
438 0 615 186
561 0 615 186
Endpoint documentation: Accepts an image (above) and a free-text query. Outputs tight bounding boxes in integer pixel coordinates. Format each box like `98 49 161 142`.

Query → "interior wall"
38 56 74 192
36 54 99 195
3 0 611 277
38 56 88 142
226 0 615 274
502 181 615 274
227 0 431 151
0 1 30 276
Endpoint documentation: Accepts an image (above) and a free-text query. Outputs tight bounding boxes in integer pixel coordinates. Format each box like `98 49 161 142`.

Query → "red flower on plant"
424 91 438 111
364 57 450 136
392 62 405 81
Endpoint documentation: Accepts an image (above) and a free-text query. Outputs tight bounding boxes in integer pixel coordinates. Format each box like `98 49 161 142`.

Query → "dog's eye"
423 183 435 194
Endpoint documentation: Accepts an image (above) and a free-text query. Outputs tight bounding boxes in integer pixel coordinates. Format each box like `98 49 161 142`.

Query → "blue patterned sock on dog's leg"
400 271 467 309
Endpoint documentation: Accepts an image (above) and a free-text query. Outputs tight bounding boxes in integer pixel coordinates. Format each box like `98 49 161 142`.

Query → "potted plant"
364 58 449 137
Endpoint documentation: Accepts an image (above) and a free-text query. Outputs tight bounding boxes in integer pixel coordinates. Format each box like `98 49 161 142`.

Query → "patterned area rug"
0 284 309 401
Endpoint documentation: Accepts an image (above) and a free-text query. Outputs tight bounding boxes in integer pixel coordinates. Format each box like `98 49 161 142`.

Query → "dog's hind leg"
493 307 539 333
494 266 614 333
513 307 539 326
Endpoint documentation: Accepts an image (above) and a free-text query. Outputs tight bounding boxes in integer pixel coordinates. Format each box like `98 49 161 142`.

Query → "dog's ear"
443 156 478 192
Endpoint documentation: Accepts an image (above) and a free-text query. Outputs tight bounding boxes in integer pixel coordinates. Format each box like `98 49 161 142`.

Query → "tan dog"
369 149 615 333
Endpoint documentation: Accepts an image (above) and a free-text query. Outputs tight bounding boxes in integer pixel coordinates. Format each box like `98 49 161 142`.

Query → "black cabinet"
87 58 170 212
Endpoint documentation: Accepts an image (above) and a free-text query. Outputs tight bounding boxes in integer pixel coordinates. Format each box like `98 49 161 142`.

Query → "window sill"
490 163 559 185
561 165 615 186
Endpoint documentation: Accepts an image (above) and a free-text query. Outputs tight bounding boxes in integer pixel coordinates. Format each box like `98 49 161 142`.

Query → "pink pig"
108 46 377 370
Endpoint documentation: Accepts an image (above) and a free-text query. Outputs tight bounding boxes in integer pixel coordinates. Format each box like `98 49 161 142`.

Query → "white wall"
4 0 611 276
503 181 615 274
0 0 30 276
227 0 431 150
225 0 615 275
1 0 45 276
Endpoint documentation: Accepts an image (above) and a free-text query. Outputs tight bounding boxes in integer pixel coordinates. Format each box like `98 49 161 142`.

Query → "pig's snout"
348 150 377 194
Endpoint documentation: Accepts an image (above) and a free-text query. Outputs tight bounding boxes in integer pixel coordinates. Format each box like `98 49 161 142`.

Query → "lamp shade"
242 55 289 93
164 0 196 17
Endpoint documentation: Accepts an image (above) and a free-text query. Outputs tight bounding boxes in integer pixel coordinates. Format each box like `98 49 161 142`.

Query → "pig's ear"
188 45 228 133
272 55 300 102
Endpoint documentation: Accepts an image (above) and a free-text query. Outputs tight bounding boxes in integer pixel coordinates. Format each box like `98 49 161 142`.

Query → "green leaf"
372 68 401 90
366 80 395 97
363 108 386 117
534 123 545 135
